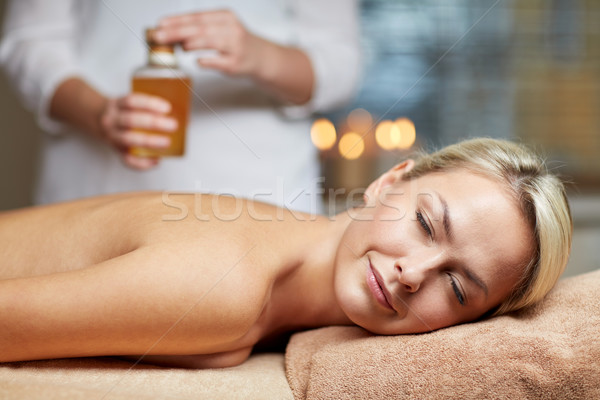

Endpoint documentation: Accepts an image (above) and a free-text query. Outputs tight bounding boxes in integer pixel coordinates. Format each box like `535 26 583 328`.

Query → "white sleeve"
280 0 362 119
0 0 82 134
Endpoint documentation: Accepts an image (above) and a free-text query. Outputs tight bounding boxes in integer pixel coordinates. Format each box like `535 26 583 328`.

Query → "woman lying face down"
0 138 571 368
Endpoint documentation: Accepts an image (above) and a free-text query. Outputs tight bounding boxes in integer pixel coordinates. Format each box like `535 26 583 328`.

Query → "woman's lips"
366 260 395 311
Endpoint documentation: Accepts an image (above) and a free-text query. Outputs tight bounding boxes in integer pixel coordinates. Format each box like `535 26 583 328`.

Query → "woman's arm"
121 347 253 369
0 244 261 363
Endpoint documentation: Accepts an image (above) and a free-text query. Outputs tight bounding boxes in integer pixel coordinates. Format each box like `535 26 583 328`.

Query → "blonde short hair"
402 138 572 315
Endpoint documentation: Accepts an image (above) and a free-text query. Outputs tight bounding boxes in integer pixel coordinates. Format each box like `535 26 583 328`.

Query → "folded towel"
285 269 600 400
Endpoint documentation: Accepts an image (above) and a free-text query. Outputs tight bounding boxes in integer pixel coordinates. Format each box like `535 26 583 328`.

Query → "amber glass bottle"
130 28 191 157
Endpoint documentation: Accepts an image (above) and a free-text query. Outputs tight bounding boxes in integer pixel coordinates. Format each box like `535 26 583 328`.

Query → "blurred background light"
347 108 373 134
310 118 337 150
395 117 416 149
375 120 396 150
338 132 364 160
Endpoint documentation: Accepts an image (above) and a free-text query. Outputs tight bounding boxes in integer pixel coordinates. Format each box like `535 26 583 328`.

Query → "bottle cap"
145 27 174 54
146 28 159 45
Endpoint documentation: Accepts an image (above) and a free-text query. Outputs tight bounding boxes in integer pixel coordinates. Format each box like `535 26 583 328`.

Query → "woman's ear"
364 159 415 205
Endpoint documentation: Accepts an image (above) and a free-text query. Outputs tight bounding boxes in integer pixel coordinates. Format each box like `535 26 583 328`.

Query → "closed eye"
416 211 432 238
447 273 465 305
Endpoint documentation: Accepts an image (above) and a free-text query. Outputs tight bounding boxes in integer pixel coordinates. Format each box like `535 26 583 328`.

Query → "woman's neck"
265 211 355 333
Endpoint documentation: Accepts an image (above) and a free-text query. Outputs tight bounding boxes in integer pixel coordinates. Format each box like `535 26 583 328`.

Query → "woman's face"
334 165 534 334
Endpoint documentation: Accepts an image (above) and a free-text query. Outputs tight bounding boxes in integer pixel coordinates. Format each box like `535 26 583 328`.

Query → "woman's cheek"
410 295 459 331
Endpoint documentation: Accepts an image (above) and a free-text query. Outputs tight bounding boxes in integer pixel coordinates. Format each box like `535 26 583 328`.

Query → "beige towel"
285 269 600 400
0 353 292 400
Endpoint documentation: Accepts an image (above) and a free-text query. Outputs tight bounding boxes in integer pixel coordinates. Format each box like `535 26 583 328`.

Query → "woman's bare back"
0 192 163 279
0 192 313 367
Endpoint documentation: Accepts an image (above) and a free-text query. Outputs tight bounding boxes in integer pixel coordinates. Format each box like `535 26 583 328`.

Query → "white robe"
0 0 360 213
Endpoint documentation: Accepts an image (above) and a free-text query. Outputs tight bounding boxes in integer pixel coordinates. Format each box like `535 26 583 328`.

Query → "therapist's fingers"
116 111 178 132
196 30 262 76
99 97 167 171
153 22 203 45
121 153 160 171
180 24 230 52
101 97 176 145
159 9 230 27
117 93 172 114
154 10 250 57
154 10 232 44
115 130 171 150
156 10 261 76
197 55 239 76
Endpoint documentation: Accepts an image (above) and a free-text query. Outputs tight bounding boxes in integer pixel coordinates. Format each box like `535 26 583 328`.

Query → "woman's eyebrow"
462 265 489 298
434 191 453 241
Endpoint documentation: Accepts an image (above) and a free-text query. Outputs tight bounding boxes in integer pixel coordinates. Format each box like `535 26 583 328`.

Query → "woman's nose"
395 262 424 293
394 256 440 293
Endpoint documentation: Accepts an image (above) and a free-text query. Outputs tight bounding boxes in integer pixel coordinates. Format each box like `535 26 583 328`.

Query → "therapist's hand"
153 10 263 77
99 94 178 170
153 9 314 105
50 78 179 171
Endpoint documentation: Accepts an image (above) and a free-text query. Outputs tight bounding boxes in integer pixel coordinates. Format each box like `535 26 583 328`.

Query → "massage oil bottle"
130 28 191 157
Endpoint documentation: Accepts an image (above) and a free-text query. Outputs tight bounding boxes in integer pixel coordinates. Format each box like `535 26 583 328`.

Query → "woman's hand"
99 94 178 170
153 9 314 104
